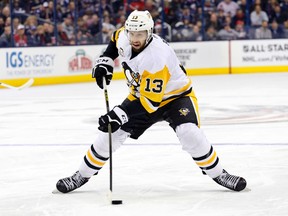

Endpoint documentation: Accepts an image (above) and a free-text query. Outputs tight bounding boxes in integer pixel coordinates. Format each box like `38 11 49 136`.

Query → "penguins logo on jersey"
119 47 124 57
122 61 140 88
179 108 190 116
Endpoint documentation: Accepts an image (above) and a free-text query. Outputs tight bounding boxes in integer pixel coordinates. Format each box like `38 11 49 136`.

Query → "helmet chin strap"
145 29 152 44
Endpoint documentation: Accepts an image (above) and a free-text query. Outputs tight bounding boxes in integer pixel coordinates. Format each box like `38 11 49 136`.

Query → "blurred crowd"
1 0 288 47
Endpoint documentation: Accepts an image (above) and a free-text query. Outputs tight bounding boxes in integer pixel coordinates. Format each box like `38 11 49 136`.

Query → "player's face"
128 30 147 52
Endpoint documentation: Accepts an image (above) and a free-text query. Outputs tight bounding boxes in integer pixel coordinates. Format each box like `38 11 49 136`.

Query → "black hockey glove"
92 56 114 89
98 106 129 133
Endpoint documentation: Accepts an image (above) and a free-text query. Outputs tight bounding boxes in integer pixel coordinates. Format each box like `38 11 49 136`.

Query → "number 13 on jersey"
140 66 171 103
144 78 163 93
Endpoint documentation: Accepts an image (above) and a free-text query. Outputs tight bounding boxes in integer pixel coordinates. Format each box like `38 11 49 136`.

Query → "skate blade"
52 188 61 194
243 187 251 192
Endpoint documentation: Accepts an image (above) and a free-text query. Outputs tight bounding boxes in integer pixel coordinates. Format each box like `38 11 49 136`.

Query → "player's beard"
131 42 146 53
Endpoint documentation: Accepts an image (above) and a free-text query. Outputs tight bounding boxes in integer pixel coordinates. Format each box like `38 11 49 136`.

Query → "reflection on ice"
0 73 288 215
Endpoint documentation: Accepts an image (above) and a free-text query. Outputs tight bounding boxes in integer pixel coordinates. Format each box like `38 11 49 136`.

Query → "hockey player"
56 10 246 193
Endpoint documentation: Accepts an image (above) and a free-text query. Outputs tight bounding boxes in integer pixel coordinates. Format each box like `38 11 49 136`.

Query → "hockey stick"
103 79 113 197
103 79 123 205
0 78 34 90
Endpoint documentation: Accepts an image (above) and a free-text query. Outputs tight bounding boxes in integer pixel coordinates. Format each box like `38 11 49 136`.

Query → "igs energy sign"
0 46 103 80
1 48 57 79
231 39 288 73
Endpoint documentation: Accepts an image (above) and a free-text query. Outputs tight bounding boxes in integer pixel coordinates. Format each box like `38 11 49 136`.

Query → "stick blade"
0 78 34 90
18 78 34 90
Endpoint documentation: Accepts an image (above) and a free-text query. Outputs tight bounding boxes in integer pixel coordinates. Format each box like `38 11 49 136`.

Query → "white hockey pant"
79 123 223 178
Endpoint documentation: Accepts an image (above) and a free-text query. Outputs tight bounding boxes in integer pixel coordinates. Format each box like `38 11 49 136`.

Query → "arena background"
1 0 288 87
1 1 288 215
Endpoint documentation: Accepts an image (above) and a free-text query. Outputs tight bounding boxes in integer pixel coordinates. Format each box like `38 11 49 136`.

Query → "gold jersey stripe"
196 151 217 167
140 96 157 113
112 27 124 43
164 79 192 97
127 93 137 101
189 91 201 127
87 150 105 167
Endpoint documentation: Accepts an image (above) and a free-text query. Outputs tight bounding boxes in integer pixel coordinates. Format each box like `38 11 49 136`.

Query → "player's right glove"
92 56 114 89
98 106 129 133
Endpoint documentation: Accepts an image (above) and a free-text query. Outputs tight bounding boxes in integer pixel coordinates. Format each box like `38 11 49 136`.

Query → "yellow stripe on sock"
196 151 217 167
87 150 105 167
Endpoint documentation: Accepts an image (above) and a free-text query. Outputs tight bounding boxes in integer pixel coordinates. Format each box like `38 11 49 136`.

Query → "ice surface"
0 73 288 216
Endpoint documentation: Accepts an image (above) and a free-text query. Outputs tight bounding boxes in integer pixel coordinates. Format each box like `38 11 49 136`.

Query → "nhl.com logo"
68 49 92 72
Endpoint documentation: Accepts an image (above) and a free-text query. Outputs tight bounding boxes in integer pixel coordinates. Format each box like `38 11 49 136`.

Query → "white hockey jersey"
112 28 193 113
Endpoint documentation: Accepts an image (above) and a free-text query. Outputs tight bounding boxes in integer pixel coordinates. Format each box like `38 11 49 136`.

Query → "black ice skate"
213 169 246 192
56 171 89 193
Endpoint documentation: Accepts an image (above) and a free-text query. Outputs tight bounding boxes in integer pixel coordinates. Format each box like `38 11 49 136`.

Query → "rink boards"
1 39 288 87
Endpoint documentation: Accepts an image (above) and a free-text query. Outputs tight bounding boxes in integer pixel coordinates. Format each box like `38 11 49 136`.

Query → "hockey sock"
176 123 223 178
79 144 109 178
192 146 222 178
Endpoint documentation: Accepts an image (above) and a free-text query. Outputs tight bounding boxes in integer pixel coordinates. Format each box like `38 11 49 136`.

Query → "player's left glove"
98 106 129 133
92 56 114 89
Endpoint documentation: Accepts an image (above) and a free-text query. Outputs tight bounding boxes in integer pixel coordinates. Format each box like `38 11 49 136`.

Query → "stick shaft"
103 80 113 193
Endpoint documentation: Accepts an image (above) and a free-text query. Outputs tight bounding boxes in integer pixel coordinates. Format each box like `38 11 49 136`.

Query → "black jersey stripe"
162 87 192 102
147 97 161 107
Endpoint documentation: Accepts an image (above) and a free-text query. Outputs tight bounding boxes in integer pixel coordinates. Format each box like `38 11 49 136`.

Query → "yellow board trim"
0 73 125 88
1 66 287 89
186 67 229 75
232 66 288 74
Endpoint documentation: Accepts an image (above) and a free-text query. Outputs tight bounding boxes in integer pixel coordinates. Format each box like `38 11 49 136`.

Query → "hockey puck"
111 200 123 205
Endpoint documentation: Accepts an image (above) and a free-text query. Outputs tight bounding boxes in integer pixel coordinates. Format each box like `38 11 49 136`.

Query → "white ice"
0 73 288 216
